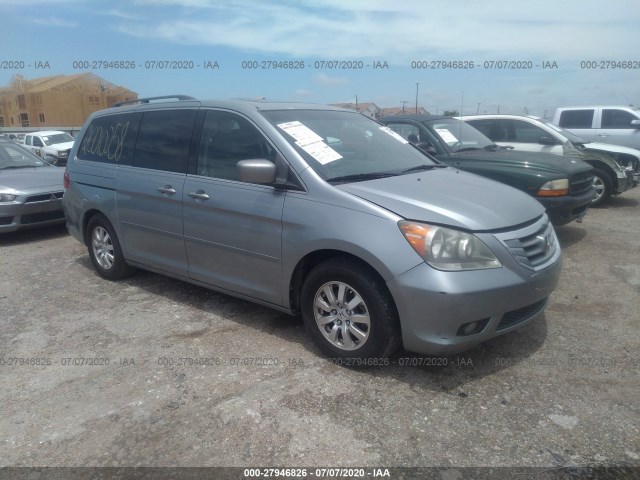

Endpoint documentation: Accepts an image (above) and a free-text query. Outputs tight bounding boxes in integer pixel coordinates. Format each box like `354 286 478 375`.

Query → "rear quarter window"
558 110 594 129
78 112 142 164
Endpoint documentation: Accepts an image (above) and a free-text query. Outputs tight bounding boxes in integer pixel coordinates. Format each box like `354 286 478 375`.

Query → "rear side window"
558 110 594 129
133 109 197 173
78 112 141 164
601 109 636 129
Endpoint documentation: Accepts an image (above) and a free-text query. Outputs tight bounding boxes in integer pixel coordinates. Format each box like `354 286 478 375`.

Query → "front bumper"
0 199 65 233
538 187 594 226
387 254 561 355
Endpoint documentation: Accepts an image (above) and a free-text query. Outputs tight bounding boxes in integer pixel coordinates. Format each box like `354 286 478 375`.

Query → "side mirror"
630 119 640 129
237 159 277 184
539 136 559 145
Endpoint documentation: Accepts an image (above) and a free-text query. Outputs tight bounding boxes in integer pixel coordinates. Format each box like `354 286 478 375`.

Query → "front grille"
570 172 594 195
21 210 65 224
0 216 14 225
25 191 64 203
497 297 548 331
495 217 558 270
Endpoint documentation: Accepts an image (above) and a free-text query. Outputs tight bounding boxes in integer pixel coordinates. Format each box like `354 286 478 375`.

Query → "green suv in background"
379 115 595 226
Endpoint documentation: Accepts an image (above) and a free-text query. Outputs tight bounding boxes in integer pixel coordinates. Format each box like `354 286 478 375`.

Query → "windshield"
42 133 74 146
425 118 493 152
0 142 48 169
544 121 587 144
262 109 439 183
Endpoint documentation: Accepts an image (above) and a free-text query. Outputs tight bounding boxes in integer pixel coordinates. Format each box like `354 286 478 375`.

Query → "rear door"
183 109 285 305
596 108 640 148
116 108 197 276
557 109 596 141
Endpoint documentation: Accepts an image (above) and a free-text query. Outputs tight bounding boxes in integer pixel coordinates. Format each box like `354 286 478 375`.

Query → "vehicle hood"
0 167 65 192
452 148 593 175
46 141 74 150
584 142 640 158
336 167 545 231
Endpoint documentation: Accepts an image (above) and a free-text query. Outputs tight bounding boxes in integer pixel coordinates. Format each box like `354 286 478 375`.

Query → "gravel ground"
1 188 639 477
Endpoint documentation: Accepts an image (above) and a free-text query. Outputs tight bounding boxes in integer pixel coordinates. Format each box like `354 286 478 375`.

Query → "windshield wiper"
454 147 480 152
483 144 501 151
401 164 447 174
328 172 398 184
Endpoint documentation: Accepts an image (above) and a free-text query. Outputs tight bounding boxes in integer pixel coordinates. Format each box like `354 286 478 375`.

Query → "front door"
183 109 285 305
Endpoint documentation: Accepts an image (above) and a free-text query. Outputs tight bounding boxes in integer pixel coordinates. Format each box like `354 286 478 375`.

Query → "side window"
601 109 636 129
386 122 421 143
25 135 32 146
558 110 594 129
78 112 141 164
468 120 509 141
33 137 43 147
196 110 276 181
512 120 547 143
133 109 197 173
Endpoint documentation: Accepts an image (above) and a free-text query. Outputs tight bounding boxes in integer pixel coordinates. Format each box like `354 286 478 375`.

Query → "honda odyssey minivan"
63 97 562 361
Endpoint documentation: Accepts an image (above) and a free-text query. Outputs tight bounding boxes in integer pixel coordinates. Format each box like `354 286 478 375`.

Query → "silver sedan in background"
0 140 65 233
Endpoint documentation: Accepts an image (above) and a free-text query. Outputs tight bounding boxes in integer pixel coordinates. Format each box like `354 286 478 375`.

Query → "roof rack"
112 95 197 107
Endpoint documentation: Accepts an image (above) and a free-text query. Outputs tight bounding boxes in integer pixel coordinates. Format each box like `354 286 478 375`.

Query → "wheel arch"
288 249 398 318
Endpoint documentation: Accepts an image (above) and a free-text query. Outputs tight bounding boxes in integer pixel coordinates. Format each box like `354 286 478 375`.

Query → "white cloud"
112 0 640 61
314 73 348 86
29 16 78 27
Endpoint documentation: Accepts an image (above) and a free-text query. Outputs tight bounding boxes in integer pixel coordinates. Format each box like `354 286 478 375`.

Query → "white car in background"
461 114 639 205
22 130 75 167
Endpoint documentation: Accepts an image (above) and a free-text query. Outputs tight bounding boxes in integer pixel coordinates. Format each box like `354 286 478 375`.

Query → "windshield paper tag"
277 121 324 144
278 121 342 164
434 128 458 144
379 126 408 144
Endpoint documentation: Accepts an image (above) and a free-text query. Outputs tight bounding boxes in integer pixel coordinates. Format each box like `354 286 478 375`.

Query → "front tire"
301 257 400 361
591 168 613 206
86 214 135 280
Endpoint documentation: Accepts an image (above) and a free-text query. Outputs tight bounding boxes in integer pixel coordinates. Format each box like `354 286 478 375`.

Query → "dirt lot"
1 188 639 476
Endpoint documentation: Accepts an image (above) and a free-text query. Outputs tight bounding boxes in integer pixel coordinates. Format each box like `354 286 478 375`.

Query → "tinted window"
32 137 44 147
511 120 547 143
78 112 142 164
133 109 197 173
559 110 594 128
197 110 276 181
25 135 32 146
601 109 636 129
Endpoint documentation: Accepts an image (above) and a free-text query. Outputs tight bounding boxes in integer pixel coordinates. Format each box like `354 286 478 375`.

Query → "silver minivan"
63 97 562 360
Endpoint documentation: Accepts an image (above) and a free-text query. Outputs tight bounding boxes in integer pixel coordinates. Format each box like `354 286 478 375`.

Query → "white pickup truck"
22 130 75 167
552 106 640 149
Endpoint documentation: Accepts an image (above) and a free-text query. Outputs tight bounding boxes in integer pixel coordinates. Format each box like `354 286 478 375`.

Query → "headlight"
0 193 17 202
537 178 569 196
398 221 502 271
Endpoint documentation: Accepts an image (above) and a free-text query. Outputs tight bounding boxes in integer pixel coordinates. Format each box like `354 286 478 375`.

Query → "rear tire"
300 257 401 362
86 214 135 280
591 168 613 206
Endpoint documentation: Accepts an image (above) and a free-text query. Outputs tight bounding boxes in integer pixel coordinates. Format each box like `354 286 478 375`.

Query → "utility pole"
355 95 358 109
476 103 481 114
400 100 408 114
415 83 419 114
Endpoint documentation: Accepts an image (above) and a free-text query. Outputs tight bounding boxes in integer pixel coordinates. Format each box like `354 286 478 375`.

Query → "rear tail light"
63 168 69 189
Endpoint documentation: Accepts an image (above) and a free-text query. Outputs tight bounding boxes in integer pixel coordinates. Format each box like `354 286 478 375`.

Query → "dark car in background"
0 140 65 233
461 114 638 206
379 115 595 226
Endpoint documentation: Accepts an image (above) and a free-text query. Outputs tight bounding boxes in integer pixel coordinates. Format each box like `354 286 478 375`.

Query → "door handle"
157 185 176 195
188 190 210 200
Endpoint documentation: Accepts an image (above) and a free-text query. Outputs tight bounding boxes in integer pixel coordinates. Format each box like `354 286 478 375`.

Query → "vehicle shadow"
555 224 587 249
591 195 639 209
74 256 549 394
0 223 68 246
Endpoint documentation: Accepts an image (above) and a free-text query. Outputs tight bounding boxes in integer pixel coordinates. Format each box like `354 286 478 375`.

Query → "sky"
1 0 639 118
